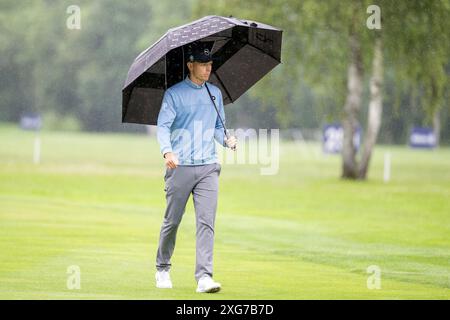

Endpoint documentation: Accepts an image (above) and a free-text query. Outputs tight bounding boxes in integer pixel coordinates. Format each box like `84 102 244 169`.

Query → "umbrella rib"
213 71 233 103
182 46 185 80
164 55 167 89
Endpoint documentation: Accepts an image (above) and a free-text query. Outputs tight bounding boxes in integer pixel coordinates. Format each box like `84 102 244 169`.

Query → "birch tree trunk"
341 31 363 179
359 37 383 179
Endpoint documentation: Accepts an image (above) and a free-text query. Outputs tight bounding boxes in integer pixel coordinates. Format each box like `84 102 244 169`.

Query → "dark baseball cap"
187 46 214 63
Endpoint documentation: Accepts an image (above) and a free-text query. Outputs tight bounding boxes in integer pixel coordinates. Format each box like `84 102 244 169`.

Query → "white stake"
34 134 41 164
383 152 391 183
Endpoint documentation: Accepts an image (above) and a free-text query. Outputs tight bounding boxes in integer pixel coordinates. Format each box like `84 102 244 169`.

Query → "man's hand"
225 135 237 150
164 152 179 169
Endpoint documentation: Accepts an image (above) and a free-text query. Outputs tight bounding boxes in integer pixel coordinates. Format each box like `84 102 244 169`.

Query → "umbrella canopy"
122 15 283 125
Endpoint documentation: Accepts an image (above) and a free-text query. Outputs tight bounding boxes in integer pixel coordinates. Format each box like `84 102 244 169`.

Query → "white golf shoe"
196 275 221 293
155 270 172 289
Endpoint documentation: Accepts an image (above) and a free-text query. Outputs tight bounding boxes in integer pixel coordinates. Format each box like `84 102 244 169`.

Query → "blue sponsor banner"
323 123 361 154
409 127 436 149
20 112 42 131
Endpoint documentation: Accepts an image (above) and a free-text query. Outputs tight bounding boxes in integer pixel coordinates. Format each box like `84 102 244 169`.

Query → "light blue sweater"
157 76 227 165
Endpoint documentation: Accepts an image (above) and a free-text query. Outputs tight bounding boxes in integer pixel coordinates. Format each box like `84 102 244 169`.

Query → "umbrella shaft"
205 83 229 139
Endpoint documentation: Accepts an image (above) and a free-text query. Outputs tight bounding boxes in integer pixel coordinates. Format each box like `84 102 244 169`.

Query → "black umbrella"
122 15 283 128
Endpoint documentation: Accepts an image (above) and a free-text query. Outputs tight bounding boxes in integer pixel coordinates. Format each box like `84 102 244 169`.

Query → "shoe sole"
197 285 221 293
206 286 221 293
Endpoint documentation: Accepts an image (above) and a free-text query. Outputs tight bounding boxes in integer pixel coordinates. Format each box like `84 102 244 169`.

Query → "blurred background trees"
1 0 449 147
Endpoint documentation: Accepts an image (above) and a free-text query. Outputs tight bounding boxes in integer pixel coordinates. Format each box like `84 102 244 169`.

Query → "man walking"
155 44 237 293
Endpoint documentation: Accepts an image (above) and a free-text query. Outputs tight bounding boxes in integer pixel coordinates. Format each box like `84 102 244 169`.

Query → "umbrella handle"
205 83 236 151
225 129 237 151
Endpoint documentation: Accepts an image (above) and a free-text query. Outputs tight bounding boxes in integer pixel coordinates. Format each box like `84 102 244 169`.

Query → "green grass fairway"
0 123 449 299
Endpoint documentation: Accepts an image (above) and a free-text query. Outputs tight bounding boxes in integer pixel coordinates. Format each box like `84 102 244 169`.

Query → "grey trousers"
156 163 221 281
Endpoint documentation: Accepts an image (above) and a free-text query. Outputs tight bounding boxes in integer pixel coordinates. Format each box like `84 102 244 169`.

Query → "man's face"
188 61 213 82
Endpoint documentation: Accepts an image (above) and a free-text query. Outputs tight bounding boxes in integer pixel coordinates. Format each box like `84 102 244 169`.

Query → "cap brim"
193 56 220 63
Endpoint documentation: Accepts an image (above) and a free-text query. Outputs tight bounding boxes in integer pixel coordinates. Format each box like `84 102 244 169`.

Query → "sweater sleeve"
157 90 176 156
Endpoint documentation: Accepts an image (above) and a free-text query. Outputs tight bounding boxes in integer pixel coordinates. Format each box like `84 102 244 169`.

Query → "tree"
194 0 450 180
